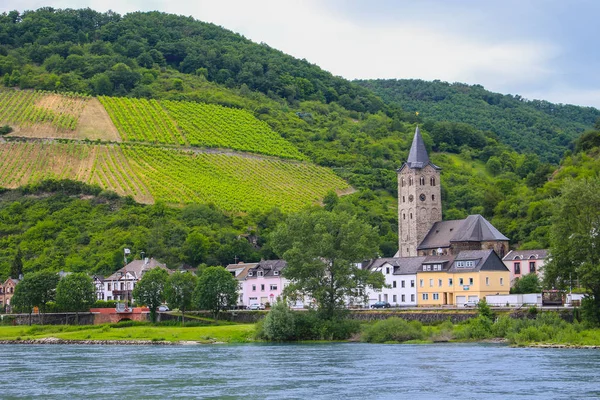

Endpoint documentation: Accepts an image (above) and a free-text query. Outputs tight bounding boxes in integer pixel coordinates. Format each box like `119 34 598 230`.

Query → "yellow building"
416 250 509 307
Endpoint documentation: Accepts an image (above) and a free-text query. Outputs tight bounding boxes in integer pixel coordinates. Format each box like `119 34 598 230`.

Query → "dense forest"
0 8 599 280
355 79 600 163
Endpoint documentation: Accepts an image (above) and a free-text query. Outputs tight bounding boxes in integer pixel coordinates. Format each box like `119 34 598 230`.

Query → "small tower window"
432 195 435 201
419 176 425 185
403 213 406 220
402 196 405 203
410 213 413 219
401 178 405 187
409 177 413 186
430 177 436 186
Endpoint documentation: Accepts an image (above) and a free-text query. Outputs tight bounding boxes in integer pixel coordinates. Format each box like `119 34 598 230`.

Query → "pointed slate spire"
406 126 430 169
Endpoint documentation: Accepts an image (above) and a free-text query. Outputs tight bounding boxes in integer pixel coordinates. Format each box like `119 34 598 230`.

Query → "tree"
510 274 541 294
11 278 35 324
270 210 384 320
194 266 238 320
10 248 23 279
55 273 96 324
132 267 169 323
165 272 198 325
29 270 59 324
544 178 600 324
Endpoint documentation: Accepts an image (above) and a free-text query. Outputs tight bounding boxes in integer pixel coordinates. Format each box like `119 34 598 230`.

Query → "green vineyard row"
0 142 348 212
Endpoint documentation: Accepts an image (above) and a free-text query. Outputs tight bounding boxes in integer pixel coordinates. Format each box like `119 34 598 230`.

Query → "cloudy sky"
2 0 599 108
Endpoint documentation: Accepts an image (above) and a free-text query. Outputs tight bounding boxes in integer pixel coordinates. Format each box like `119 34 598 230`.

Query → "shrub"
317 318 360 341
361 318 425 343
455 316 493 340
92 300 118 308
262 302 297 341
0 125 13 135
477 298 494 320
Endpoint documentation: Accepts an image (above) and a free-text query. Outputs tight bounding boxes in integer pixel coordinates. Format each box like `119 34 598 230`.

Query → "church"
364 127 511 307
396 127 509 258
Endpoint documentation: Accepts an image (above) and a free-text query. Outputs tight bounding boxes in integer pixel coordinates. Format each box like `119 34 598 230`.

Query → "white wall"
366 262 417 307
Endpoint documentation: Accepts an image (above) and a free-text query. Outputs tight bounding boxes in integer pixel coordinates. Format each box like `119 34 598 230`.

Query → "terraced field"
0 142 349 211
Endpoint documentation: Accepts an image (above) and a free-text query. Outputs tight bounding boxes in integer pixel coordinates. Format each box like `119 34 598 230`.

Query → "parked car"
158 305 169 312
247 303 265 310
371 301 391 309
463 301 478 308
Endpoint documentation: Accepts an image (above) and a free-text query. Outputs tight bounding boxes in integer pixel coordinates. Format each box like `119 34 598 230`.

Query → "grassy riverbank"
0 322 255 343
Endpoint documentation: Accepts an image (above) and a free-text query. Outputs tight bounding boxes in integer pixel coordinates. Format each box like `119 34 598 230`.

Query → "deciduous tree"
55 273 96 324
132 267 169 323
194 266 238 320
270 210 384 320
165 271 197 325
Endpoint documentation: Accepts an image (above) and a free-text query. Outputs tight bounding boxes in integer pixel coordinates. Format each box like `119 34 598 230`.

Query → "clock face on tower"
419 194 426 202
409 195 414 202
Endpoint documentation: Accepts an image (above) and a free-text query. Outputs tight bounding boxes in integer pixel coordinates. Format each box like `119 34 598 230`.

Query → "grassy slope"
0 324 255 343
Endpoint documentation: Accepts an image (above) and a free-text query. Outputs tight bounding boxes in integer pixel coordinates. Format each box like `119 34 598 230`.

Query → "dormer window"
257 270 264 277
274 271 279 276
248 272 253 277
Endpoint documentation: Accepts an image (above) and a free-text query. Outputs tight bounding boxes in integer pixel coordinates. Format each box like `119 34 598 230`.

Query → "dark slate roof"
450 215 509 242
247 259 287 278
105 258 169 281
418 219 465 250
418 215 508 250
398 126 441 171
448 250 508 272
503 249 548 261
365 257 427 275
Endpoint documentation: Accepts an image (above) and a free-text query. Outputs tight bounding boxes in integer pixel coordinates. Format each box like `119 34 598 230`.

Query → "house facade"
101 258 171 303
503 249 548 285
364 258 421 307
243 260 288 307
0 277 19 310
226 262 258 308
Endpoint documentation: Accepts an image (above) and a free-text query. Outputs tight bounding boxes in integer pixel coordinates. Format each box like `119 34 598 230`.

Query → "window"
411 294 415 302
401 280 405 288
459 278 464 285
411 280 415 288
432 194 435 201
401 178 405 187
107 283 111 291
107 296 112 301
261 284 265 291
430 177 436 186
486 277 490 286
274 271 279 276
455 261 465 268
409 177 413 186
410 213 413 219
392 281 397 288
469 278 474 285
386 267 390 274
384 294 388 301
403 213 406 220
393 295 397 302
419 279 423 288
120 282 124 290
249 297 258 301
248 271 254 277
529 262 536 273
466 261 475 268
419 176 425 185
401 294 405 302
438 279 442 287
514 262 521 274
252 285 256 292
429 279 433 287
422 293 429 300
270 284 278 291
257 270 264 277
449 278 453 286
500 278 504 286
433 293 439 300
402 196 406 203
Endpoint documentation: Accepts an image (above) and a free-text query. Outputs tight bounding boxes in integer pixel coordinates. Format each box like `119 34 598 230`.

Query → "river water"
1 343 599 399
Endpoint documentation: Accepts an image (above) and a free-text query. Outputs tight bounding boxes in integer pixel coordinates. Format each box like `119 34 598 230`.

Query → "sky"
2 0 599 108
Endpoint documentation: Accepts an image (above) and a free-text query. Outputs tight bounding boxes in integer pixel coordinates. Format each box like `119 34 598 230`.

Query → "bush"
361 318 425 343
0 125 13 135
92 300 118 308
477 298 494 320
455 316 493 340
262 302 297 341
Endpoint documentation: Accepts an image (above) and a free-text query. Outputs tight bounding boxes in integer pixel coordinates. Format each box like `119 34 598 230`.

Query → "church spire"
406 126 430 169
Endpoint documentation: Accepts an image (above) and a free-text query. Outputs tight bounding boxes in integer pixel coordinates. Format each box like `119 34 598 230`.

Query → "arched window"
409 177 413 186
430 177 436 186
401 178 405 187
431 194 435 201
403 213 406 220
402 196 406 203
419 176 425 185
410 213 413 219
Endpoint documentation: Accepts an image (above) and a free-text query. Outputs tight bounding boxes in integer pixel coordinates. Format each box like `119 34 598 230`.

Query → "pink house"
242 260 288 307
503 249 548 286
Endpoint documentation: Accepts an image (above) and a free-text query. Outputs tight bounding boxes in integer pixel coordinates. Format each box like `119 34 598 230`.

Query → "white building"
101 258 171 302
364 257 423 307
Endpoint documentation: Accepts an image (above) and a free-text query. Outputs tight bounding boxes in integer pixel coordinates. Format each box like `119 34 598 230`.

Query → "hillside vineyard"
0 89 348 211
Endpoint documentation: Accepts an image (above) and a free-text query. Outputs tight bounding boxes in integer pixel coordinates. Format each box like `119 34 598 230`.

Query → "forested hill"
0 8 384 113
355 79 600 163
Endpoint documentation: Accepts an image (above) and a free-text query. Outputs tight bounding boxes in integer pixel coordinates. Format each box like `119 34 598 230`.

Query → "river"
1 343 599 399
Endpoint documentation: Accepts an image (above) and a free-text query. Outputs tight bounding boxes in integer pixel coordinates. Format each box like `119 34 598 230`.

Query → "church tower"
397 127 442 257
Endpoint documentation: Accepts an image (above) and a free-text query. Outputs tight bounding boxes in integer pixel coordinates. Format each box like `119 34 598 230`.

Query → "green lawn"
0 323 256 343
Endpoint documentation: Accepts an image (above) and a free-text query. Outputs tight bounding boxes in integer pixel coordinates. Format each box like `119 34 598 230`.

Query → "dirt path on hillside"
77 98 121 141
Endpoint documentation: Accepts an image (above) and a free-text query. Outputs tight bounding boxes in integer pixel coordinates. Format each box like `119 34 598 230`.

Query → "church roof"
418 215 508 250
399 126 441 171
